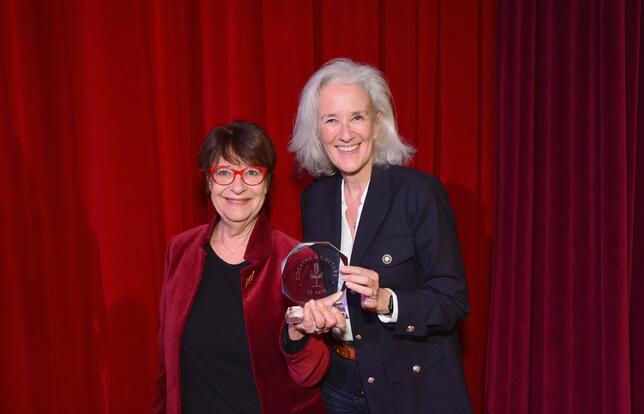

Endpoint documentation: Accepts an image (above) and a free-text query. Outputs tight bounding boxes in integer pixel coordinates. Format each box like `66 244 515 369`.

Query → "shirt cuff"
377 288 398 323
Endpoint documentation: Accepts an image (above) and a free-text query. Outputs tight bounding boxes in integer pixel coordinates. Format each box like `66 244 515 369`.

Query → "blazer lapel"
306 177 342 294
329 179 342 249
314 177 342 250
350 166 392 265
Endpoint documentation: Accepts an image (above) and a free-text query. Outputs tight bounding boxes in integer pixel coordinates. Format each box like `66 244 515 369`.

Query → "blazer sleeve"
393 176 470 336
154 238 173 414
279 325 330 387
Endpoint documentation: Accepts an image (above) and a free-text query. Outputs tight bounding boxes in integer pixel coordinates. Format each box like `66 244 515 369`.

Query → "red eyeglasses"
209 166 268 186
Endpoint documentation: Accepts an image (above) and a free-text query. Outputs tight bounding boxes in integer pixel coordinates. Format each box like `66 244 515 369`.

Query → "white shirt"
332 179 399 342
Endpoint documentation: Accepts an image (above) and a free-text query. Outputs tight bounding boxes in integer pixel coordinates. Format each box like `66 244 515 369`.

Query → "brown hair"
198 120 277 186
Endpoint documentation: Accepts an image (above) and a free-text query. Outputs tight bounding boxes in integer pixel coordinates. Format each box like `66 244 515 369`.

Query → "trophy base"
285 306 304 324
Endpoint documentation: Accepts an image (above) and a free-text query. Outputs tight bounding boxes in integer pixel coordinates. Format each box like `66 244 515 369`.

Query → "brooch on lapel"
244 270 256 288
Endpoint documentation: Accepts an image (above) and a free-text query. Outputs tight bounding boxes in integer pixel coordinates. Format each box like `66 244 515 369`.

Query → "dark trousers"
322 350 371 414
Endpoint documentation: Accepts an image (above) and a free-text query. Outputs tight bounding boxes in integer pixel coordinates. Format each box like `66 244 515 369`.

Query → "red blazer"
155 212 329 414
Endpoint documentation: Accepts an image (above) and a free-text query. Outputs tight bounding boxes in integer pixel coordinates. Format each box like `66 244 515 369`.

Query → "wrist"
287 324 306 341
377 289 393 314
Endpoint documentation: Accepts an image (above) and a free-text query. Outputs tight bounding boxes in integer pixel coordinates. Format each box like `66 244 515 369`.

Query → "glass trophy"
280 241 348 324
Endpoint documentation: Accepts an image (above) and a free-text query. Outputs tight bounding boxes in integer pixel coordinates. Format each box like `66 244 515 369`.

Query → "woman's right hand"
287 293 346 341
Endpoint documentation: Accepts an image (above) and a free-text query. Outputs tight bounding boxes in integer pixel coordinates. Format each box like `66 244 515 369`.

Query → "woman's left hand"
286 293 346 341
341 265 391 314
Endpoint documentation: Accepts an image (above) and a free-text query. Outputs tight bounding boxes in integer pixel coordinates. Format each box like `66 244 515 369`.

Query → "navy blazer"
301 165 472 414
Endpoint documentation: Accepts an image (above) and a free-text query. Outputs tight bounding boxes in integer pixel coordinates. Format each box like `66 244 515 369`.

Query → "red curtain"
487 0 643 412
0 1 494 413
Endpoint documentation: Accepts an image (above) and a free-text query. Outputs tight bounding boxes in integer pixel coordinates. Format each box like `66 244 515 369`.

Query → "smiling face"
208 157 268 227
318 83 381 182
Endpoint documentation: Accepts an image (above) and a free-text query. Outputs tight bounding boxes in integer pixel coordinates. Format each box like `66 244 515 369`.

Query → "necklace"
344 182 364 233
345 205 358 229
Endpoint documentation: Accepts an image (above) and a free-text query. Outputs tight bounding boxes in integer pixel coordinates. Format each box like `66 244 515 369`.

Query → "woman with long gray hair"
286 58 472 414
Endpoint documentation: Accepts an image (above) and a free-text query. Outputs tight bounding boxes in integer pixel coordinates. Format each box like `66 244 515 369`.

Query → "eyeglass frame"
208 165 268 186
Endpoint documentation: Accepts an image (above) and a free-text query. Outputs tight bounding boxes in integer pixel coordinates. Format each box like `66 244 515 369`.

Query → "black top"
180 244 261 414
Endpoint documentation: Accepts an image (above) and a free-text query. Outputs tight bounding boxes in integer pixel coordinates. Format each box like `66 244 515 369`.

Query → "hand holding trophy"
281 242 348 325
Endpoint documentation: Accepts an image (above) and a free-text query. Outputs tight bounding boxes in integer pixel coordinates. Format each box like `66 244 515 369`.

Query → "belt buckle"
333 342 357 360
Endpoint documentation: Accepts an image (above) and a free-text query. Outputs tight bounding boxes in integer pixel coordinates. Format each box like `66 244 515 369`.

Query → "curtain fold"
627 2 644 413
1 1 494 412
488 0 642 412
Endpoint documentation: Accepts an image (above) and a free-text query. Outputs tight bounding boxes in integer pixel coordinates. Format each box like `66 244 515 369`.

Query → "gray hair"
289 58 414 177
